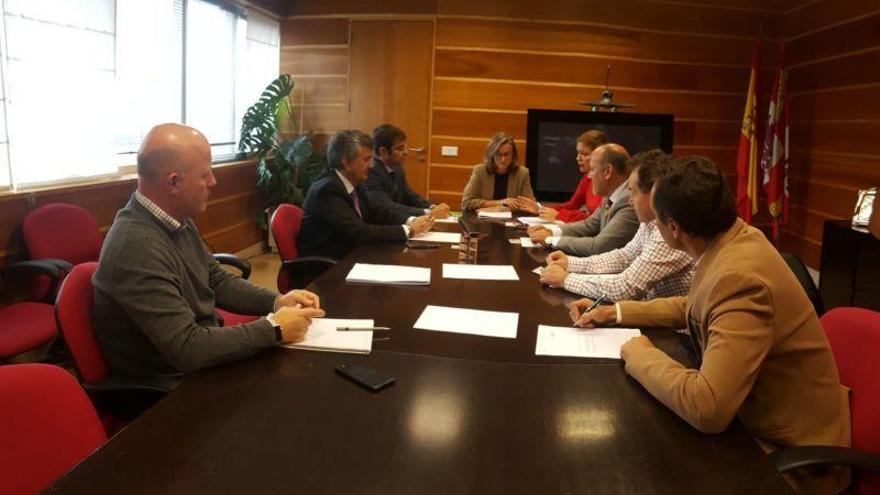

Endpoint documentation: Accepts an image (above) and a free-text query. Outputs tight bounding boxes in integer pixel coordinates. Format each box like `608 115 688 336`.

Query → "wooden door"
348 20 434 196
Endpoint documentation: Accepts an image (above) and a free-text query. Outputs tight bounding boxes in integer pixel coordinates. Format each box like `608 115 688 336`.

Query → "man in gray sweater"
527 143 639 256
93 124 324 387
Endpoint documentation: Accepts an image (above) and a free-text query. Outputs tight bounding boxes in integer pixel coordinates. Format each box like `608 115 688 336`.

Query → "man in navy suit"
298 130 434 260
364 124 450 220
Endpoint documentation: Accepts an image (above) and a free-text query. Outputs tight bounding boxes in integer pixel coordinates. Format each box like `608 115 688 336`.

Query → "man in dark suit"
363 124 450 220
298 130 434 260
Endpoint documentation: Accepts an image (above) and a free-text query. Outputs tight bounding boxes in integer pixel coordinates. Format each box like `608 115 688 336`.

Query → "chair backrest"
820 307 880 494
781 252 825 316
23 203 103 264
0 363 106 495
22 203 103 301
271 203 303 262
55 262 110 383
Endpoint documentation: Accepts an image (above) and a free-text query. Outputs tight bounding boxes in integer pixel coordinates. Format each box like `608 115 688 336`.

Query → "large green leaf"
238 74 294 157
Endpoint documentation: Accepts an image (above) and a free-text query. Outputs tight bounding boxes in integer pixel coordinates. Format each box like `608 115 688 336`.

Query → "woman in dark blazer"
461 132 538 212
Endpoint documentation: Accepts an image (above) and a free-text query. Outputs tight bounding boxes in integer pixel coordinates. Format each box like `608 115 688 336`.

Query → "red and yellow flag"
735 43 760 224
760 43 789 242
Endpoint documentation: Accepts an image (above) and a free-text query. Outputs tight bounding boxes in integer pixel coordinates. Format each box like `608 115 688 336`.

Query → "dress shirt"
336 170 411 237
563 220 694 302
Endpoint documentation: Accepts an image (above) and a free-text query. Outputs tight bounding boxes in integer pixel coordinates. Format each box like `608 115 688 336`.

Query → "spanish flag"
735 43 760 223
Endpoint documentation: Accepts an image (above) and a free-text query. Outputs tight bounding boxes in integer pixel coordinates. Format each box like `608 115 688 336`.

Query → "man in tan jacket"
571 156 851 494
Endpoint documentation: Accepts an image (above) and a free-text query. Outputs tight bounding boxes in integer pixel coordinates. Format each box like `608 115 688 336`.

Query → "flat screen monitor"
525 109 674 202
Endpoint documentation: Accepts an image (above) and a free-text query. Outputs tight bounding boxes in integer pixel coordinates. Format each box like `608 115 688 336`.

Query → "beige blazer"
460 163 535 211
618 219 851 495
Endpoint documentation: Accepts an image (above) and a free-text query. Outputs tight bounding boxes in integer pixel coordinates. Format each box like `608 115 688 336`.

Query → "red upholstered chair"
270 203 336 292
55 262 169 426
0 260 66 360
0 363 106 495
770 307 880 494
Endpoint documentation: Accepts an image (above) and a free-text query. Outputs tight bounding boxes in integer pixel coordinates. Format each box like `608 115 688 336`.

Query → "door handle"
408 147 426 153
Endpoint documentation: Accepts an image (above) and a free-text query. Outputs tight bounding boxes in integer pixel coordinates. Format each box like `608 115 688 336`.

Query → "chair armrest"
281 256 338 270
213 253 251 280
770 446 880 474
84 375 177 395
4 259 71 302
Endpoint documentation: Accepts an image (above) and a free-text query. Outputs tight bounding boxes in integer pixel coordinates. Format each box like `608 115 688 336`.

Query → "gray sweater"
92 197 279 384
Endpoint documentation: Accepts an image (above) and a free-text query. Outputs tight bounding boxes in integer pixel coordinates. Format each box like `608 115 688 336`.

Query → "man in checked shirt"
539 149 694 303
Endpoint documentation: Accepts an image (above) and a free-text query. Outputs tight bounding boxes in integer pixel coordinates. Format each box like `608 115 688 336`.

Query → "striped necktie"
350 190 363 219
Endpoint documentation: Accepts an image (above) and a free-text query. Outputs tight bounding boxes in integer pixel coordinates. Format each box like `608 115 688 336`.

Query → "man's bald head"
137 123 210 180
594 143 632 177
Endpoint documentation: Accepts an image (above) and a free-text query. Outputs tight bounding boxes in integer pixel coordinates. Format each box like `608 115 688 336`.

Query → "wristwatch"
266 313 283 342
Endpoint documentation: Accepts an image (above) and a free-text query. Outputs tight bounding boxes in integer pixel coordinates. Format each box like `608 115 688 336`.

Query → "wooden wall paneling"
280 19 350 46
787 178 860 220
434 48 754 93
787 11 880 66
430 137 527 166
435 0 783 38
433 79 746 120
286 0 437 16
785 0 879 38
788 149 880 188
435 19 775 67
427 191 463 208
281 47 349 75
790 122 880 159
788 50 880 95
788 85 880 122
291 76 348 104
780 229 822 268
428 164 473 192
432 109 526 139
291 104 348 133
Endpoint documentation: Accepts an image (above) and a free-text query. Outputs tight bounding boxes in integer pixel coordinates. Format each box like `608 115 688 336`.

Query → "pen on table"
336 326 391 332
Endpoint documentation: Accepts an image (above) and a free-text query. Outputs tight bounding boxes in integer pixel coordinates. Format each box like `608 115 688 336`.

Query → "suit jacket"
461 163 535 211
555 181 639 257
298 170 408 260
618 219 851 495
363 158 431 219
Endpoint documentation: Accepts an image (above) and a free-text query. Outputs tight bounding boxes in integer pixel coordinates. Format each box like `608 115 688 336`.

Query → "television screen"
525 110 674 202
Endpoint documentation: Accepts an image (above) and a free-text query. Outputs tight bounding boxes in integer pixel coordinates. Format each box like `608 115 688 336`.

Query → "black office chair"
781 252 825 316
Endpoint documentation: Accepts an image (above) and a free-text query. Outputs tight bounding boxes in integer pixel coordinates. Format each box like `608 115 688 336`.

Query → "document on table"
414 305 519 339
478 210 513 219
516 216 564 226
433 217 458 224
410 231 462 243
284 318 374 354
508 237 538 247
346 263 431 285
532 266 543 275
535 325 641 359
442 263 519 281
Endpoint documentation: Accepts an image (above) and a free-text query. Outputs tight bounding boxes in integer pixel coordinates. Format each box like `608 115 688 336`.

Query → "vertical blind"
0 0 280 190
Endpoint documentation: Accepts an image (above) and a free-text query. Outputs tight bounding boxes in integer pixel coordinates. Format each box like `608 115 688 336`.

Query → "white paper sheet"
442 263 519 281
535 325 641 359
517 216 564 226
532 266 543 275
433 217 458 224
508 238 521 245
284 318 375 354
410 231 462 243
345 263 431 285
478 210 513 219
519 237 539 247
414 305 519 339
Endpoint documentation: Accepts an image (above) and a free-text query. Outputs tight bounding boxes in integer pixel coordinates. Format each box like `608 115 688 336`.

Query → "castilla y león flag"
760 43 789 241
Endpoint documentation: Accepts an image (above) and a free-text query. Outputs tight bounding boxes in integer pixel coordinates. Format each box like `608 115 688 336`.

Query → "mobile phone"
335 363 395 392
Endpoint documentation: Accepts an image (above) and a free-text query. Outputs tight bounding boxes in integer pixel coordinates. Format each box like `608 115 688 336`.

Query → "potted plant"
238 74 327 231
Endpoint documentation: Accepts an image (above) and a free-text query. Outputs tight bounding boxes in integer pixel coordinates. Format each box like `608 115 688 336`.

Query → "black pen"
336 326 391 332
407 242 440 249
581 294 608 315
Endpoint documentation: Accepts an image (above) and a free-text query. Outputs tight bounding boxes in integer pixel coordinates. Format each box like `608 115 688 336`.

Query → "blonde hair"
483 132 519 174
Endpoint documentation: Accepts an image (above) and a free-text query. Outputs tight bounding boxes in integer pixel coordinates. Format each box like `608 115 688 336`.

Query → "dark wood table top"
46 214 792 494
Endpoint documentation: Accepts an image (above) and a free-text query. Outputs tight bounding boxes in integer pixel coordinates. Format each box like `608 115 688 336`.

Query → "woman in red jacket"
540 129 607 223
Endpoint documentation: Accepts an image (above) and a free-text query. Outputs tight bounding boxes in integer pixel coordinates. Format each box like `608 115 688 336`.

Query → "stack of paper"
478 210 513 219
346 263 431 285
442 263 519 281
284 318 374 354
517 216 564 226
518 237 539 247
414 305 519 339
410 231 462 243
535 325 641 359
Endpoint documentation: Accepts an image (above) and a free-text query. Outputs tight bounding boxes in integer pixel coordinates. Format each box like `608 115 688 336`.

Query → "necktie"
603 199 613 223
351 190 363 219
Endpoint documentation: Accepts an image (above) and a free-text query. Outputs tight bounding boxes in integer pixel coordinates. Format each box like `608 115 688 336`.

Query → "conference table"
46 214 792 494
